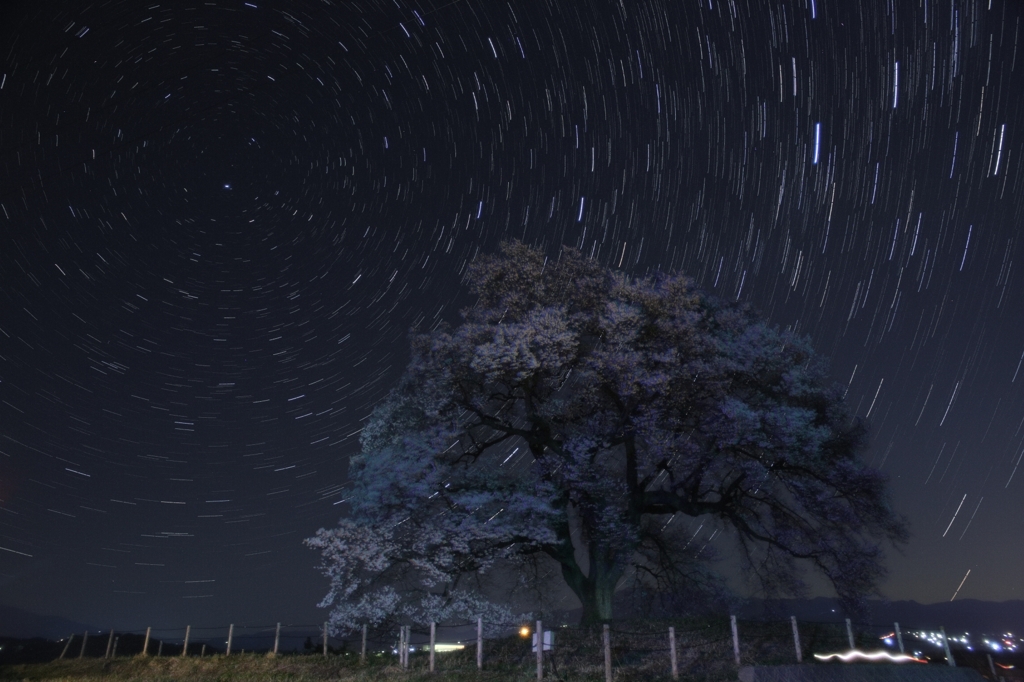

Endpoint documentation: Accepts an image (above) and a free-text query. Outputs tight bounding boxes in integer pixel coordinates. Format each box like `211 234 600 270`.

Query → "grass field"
2 619 1013 682
0 655 458 682
0 618 743 682
0 651 717 682
0 636 741 682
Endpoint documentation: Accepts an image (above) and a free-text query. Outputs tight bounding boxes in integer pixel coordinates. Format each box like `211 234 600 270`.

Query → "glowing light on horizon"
433 644 466 652
813 650 927 664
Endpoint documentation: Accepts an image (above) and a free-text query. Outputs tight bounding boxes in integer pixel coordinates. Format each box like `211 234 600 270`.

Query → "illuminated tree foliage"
307 241 908 628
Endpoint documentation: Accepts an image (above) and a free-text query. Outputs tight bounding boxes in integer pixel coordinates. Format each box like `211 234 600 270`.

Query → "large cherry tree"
307 242 908 629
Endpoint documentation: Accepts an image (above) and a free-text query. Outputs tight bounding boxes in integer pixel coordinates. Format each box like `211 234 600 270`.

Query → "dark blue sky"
1 0 1023 631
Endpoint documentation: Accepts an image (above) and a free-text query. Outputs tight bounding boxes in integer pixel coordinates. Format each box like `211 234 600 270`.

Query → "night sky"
1 0 1023 632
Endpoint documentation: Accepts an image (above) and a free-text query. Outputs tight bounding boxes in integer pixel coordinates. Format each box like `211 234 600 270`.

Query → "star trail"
1 0 1023 628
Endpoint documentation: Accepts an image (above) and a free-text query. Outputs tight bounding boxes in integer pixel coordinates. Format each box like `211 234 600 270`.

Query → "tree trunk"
579 580 615 625
558 547 622 625
548 503 629 626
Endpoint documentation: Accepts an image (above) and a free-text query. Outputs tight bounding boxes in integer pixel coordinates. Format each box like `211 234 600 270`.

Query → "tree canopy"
307 241 908 629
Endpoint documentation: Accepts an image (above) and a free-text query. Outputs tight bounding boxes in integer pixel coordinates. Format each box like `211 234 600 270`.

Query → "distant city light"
883 628 1022 660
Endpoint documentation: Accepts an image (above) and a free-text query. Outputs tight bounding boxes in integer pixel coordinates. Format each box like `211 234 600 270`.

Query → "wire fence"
53 622 341 659
43 615 1022 681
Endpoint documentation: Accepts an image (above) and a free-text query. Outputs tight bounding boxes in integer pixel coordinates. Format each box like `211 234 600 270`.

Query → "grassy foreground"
3 618 944 682
0 648 739 682
0 621 744 682
0 654 499 682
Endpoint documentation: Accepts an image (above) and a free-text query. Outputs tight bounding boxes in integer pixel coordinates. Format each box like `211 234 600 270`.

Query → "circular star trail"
1 0 1023 628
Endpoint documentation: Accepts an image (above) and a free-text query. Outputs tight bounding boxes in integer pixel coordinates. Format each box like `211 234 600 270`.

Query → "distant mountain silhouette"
0 604 97 639
554 593 1024 635
3 596 1021 641
734 597 1024 634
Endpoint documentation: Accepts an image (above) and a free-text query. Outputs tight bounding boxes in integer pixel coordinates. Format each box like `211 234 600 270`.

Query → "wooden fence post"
603 624 612 682
669 626 678 680
112 637 119 657
429 621 436 672
400 625 406 669
200 644 206 657
730 615 740 666
182 626 190 657
845 618 854 649
401 625 408 669
894 622 904 653
105 629 114 659
226 624 233 656
273 623 280 656
476 617 483 670
407 625 412 668
59 634 73 660
79 630 88 658
361 624 367 664
535 620 543 681
143 627 152 656
790 616 802 663
941 626 955 666
157 640 163 656
323 622 328 656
